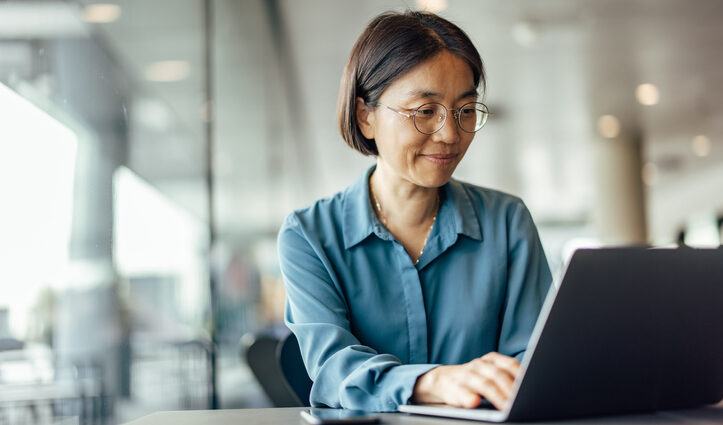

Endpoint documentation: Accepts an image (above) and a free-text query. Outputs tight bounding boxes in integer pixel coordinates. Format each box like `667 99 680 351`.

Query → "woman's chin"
419 166 458 187
418 173 454 188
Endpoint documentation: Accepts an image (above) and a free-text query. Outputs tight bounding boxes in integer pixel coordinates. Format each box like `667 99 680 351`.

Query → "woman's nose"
434 112 460 144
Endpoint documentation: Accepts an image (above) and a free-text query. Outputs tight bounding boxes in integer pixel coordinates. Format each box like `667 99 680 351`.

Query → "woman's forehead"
381 51 476 101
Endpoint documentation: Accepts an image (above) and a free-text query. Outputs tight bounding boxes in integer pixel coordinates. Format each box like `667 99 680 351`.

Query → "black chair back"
243 334 300 407
276 332 313 407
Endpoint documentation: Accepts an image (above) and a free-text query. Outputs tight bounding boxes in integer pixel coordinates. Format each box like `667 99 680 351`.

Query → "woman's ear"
355 97 375 139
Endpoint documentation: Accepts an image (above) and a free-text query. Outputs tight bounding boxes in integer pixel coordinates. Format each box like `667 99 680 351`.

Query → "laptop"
399 247 723 422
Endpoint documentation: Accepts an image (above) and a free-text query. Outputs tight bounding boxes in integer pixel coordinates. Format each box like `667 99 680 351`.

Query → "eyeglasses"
378 101 490 135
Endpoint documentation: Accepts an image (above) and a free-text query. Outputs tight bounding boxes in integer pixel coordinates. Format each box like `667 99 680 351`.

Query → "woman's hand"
411 352 521 410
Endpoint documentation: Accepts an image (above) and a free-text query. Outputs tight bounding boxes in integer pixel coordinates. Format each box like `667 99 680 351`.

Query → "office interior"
0 0 721 424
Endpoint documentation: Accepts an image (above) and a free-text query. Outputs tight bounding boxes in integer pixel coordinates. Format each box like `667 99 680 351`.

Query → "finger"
480 352 521 378
444 384 482 409
482 383 509 410
477 364 515 395
471 358 516 393
493 356 521 378
463 371 509 410
470 377 507 410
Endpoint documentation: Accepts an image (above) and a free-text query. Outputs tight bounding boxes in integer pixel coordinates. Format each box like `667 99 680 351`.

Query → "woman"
278 10 552 412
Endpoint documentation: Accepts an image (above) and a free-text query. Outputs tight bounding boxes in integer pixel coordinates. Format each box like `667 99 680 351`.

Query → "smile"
421 153 458 165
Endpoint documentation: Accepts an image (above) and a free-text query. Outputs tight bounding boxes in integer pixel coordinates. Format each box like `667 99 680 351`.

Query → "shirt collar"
342 165 379 249
342 165 483 250
441 178 483 242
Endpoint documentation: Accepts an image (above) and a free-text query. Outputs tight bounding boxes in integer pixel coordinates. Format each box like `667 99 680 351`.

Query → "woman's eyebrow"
459 88 479 99
405 89 441 100
404 87 479 100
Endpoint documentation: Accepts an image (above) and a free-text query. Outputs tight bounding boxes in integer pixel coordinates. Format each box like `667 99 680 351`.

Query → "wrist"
411 366 442 404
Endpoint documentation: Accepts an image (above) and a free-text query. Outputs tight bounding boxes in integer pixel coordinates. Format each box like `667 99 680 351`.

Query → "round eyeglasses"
378 102 490 134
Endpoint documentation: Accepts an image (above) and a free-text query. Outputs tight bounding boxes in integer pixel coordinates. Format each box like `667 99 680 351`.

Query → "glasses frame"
378 101 491 135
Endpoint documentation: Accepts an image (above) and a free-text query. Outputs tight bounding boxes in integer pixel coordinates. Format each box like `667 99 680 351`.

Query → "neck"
370 163 439 228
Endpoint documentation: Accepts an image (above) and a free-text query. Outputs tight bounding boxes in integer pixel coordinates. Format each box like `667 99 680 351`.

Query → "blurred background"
0 0 721 423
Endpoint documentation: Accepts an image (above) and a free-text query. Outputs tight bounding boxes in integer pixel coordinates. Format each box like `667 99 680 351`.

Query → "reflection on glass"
0 81 77 339
113 166 208 333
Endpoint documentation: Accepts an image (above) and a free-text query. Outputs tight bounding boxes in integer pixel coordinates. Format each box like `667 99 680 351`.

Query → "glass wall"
0 1 215 423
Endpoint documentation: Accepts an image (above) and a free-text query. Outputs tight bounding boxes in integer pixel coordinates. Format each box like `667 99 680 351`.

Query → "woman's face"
359 50 478 188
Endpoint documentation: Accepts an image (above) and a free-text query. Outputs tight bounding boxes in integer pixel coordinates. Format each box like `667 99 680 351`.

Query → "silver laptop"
399 247 723 422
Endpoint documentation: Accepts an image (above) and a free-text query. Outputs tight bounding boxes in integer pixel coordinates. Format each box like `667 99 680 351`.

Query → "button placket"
392 241 429 364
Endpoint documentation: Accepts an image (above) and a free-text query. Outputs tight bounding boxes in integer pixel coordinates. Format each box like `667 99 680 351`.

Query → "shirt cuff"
384 363 441 411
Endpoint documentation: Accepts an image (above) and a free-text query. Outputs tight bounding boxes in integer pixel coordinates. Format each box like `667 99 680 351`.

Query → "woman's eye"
461 108 476 115
417 108 435 116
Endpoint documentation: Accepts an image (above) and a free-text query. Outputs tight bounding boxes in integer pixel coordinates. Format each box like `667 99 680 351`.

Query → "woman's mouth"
422 153 458 165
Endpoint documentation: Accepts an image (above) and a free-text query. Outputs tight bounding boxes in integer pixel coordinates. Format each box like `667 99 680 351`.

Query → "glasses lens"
458 102 489 133
413 103 447 134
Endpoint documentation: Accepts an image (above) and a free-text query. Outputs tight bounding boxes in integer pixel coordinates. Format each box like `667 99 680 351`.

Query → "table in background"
124 403 723 425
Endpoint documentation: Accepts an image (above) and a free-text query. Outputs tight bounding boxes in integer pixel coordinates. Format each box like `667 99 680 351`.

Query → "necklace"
371 183 439 265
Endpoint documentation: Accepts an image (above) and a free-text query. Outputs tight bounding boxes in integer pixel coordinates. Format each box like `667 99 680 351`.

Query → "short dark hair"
337 10 485 156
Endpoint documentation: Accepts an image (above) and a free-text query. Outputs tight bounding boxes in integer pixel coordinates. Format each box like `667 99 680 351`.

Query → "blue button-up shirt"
278 165 552 411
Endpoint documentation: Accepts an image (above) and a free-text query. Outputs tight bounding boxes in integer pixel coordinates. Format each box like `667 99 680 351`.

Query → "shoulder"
452 179 527 218
454 180 542 248
279 189 346 242
279 166 373 253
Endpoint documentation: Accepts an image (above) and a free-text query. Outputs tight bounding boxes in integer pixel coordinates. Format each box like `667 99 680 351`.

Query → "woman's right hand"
410 352 521 410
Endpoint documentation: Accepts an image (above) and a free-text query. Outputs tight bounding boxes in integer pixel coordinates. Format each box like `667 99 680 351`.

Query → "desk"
124 403 723 425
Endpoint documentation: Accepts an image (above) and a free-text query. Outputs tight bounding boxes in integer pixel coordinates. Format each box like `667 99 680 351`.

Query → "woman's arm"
498 200 553 360
278 214 437 411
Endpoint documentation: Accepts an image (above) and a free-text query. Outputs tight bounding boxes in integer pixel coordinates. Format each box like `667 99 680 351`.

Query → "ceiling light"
597 115 620 139
144 61 190 82
416 0 447 13
635 83 659 106
133 98 171 131
641 162 659 186
82 3 121 23
0 2 88 38
691 134 711 157
512 21 538 48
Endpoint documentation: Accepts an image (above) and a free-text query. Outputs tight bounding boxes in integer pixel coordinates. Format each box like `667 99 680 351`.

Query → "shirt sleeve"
498 200 553 361
277 214 438 412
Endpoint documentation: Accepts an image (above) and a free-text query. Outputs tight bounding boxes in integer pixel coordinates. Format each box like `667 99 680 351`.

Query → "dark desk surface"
124 403 723 425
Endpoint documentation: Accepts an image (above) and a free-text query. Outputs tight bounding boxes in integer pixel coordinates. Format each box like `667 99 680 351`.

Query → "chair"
243 334 299 407
242 332 313 407
276 332 313 407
